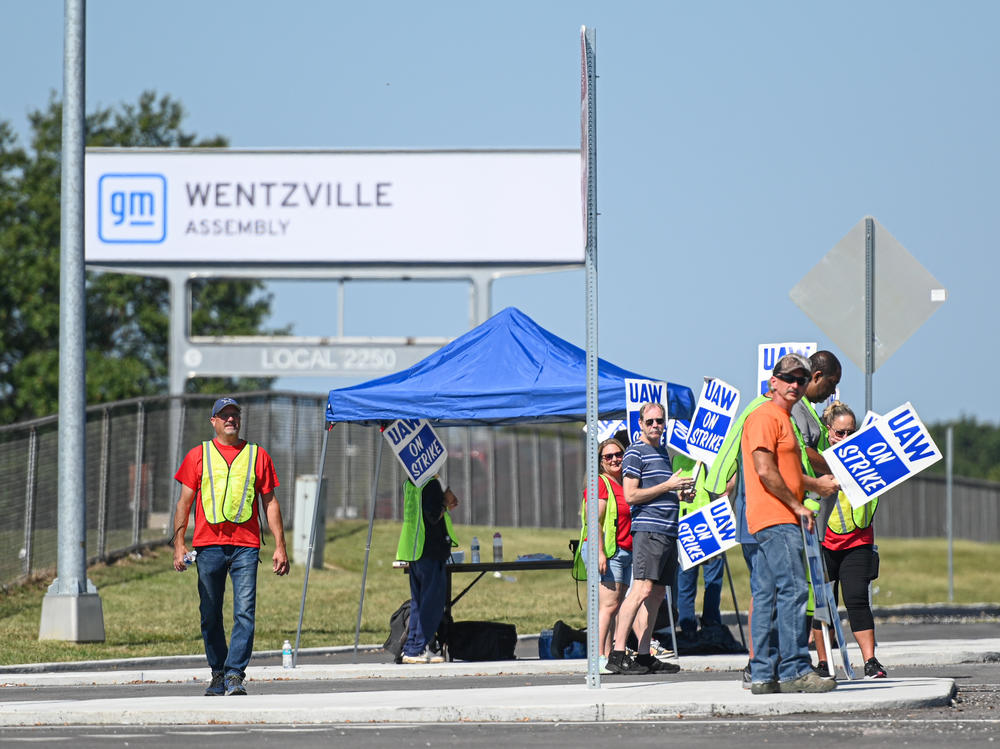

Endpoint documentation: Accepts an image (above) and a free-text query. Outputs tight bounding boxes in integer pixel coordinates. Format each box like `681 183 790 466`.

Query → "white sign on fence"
823 402 941 509
684 378 741 470
383 418 448 487
625 378 668 446
757 342 816 396
676 496 739 570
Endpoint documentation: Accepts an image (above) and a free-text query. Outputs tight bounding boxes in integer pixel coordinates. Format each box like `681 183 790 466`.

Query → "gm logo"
98 173 167 243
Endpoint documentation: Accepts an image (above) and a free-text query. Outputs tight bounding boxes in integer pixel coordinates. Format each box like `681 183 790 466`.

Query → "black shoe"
812 660 835 679
605 650 650 675
636 653 680 674
204 671 225 697
741 662 752 690
864 656 887 679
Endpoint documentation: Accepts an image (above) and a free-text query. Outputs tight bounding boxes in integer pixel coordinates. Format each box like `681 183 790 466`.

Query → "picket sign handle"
820 623 834 676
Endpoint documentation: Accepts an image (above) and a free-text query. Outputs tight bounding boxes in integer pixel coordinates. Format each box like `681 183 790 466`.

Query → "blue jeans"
750 523 810 684
195 545 259 678
404 556 447 657
677 553 724 635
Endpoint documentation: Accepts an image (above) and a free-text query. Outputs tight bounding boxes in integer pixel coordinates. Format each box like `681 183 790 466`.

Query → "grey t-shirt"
791 399 823 450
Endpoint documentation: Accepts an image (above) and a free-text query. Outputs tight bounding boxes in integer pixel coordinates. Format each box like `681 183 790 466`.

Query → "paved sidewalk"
1 636 996 726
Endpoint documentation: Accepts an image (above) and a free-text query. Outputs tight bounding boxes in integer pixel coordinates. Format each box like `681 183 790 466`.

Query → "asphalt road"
1 621 997 748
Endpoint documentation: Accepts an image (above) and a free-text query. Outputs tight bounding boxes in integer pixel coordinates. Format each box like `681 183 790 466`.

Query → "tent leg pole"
354 431 385 659
723 554 746 651
293 423 333 666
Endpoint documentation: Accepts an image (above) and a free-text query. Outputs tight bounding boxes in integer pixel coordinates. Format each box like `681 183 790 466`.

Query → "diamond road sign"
790 217 947 372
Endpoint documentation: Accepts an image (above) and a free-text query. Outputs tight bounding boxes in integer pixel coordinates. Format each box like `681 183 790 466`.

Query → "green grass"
0 521 996 666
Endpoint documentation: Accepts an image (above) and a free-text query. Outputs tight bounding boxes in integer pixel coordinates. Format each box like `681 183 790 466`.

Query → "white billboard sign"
822 402 941 509
84 149 584 265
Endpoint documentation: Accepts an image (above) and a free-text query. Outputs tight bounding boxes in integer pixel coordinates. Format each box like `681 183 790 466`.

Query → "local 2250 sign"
84 149 584 265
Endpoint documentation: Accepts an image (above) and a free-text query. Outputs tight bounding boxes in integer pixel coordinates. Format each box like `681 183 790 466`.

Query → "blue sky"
2 1 995 424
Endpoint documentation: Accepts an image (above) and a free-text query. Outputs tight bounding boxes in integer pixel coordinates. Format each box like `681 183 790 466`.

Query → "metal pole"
40 0 105 641
946 425 954 602
354 431 385 658
864 217 875 414
722 555 746 650
293 423 333 664
582 25 600 689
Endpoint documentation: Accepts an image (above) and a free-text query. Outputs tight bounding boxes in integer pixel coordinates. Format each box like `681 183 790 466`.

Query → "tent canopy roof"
325 307 693 427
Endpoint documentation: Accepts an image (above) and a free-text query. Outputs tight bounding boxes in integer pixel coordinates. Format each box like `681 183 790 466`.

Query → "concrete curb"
0 677 957 726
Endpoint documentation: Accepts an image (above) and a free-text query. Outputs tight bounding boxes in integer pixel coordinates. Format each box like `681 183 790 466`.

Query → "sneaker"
650 638 674 657
636 653 680 674
224 674 247 696
864 656 887 679
204 671 225 697
599 655 612 674
812 660 835 679
778 670 837 693
741 663 752 690
426 648 445 664
750 680 779 695
401 650 431 664
605 651 650 675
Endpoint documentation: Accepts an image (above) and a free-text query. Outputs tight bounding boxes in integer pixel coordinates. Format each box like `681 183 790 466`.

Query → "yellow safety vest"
396 479 458 562
572 474 619 581
827 491 878 535
200 441 258 524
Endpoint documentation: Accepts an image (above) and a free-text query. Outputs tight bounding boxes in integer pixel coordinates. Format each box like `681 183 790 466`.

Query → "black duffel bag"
447 620 517 661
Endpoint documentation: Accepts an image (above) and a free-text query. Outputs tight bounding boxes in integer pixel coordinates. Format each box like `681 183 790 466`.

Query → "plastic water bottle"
182 550 197 569
493 532 503 563
282 639 293 669
470 536 480 564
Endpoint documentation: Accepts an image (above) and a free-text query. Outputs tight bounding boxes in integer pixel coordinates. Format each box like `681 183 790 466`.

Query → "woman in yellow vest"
811 402 887 679
575 438 633 671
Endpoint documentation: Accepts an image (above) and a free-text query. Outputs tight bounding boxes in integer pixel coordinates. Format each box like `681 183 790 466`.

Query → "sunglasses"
773 372 808 386
643 418 665 426
215 412 241 422
601 451 624 461
832 428 855 438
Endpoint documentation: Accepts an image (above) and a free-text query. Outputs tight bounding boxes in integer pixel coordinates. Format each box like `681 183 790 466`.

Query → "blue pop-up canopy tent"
325 306 694 425
296 307 695 660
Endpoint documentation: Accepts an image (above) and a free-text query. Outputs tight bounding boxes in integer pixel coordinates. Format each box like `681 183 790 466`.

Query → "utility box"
293 475 326 568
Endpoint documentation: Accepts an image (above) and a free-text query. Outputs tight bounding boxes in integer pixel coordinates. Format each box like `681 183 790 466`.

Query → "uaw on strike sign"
383 418 447 487
823 402 941 509
684 377 741 468
677 497 739 570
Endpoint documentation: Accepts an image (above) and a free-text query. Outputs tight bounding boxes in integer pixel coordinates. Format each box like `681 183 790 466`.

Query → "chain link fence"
2 390 996 588
0 391 588 587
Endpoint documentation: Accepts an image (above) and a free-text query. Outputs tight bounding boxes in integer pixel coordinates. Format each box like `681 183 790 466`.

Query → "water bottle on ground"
493 532 503 563
282 639 293 669
470 536 480 564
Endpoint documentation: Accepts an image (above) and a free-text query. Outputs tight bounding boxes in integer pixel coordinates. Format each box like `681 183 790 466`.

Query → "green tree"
927 417 1000 483
0 91 280 423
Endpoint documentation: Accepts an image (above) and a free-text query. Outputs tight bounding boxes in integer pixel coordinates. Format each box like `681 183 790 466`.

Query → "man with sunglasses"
172 397 290 697
606 402 695 675
742 354 837 695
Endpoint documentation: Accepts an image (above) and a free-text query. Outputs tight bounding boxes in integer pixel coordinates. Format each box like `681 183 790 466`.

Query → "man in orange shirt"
742 354 837 695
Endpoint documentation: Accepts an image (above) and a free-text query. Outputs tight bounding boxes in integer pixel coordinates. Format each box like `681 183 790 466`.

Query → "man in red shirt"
173 397 289 696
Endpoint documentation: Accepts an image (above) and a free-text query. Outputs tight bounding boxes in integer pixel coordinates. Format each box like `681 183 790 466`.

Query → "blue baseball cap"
211 397 241 418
